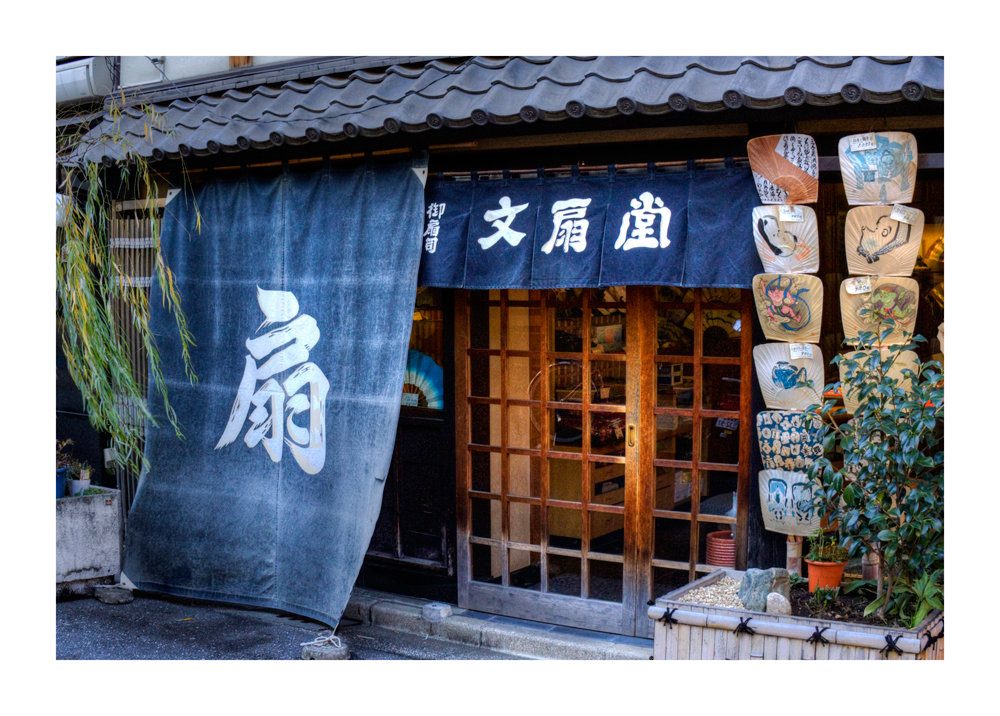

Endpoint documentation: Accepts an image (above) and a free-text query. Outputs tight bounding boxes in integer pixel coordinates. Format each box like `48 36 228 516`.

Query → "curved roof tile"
73 55 943 165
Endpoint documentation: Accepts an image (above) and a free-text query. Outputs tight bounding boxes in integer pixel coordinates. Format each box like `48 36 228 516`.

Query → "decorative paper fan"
753 342 825 410
756 411 824 472
684 309 742 338
840 277 919 346
838 132 917 205
747 134 819 205
751 206 819 274
753 273 823 343
839 348 919 415
402 349 444 409
845 206 924 277
758 469 821 537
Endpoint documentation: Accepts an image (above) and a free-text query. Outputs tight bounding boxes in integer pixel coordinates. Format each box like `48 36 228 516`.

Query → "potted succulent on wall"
56 439 73 499
806 323 944 627
804 530 850 593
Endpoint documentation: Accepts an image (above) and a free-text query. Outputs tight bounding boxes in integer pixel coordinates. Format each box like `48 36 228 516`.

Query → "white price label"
845 276 873 295
716 418 739 430
778 205 805 222
401 393 419 407
849 133 877 153
789 343 814 360
890 204 920 225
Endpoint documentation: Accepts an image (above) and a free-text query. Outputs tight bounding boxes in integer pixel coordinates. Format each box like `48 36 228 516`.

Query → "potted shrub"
806 323 943 627
804 530 849 592
56 439 73 499
67 459 92 497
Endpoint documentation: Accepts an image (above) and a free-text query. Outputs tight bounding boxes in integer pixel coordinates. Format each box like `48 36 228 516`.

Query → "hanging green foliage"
57 99 199 476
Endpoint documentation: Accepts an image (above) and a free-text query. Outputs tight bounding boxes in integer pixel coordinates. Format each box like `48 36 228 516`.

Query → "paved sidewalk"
57 586 653 660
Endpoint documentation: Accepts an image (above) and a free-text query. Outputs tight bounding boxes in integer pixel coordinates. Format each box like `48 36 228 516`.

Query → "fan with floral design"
840 277 919 346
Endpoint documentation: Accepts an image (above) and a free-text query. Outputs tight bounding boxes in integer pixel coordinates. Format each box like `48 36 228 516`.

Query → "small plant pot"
706 530 736 568
804 559 847 593
68 477 91 497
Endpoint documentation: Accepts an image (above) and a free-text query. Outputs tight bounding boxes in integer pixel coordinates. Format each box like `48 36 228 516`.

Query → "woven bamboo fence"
648 569 943 660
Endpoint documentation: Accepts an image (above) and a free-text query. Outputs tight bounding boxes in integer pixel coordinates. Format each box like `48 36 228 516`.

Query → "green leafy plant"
56 440 74 470
805 530 849 563
789 572 808 589
810 586 839 613
57 93 199 477
804 320 943 627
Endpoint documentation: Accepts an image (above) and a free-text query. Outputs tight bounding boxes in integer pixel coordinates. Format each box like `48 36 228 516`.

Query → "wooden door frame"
454 287 754 635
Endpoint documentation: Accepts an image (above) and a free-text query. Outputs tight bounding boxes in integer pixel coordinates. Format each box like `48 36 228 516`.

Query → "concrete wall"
120 56 303 87
56 488 122 585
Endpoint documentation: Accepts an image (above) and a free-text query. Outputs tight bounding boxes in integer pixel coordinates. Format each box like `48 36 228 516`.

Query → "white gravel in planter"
673 576 745 609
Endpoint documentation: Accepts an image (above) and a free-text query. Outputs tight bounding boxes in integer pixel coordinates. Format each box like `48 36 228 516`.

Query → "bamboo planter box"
648 569 943 660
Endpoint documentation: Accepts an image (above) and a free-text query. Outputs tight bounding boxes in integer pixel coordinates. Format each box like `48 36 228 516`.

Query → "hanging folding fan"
753 342 825 410
838 348 919 415
838 131 918 205
747 134 819 205
840 276 919 346
758 469 822 537
845 205 924 277
752 273 823 343
751 205 819 274
402 349 444 409
756 411 824 472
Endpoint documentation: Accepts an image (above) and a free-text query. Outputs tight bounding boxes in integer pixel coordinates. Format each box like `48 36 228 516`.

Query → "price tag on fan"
789 343 814 360
850 133 877 153
778 205 804 222
845 276 873 295
716 418 739 430
401 393 419 407
600 387 610 399
890 204 920 225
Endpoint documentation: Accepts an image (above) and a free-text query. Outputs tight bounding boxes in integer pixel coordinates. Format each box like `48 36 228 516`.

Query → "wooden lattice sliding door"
455 286 753 636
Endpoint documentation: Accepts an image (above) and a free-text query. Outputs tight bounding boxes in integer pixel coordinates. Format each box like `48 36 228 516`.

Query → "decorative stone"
422 602 453 622
766 592 792 615
738 568 791 612
94 584 134 604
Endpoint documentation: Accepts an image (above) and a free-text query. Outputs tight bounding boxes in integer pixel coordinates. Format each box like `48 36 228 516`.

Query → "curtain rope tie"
807 626 830 645
880 634 903 657
733 617 755 636
658 608 679 628
301 633 343 649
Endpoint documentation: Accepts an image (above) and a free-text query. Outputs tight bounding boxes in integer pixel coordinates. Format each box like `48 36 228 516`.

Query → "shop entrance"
455 286 753 636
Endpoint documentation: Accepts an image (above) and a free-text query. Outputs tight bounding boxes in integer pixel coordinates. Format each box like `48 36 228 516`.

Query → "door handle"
627 424 636 447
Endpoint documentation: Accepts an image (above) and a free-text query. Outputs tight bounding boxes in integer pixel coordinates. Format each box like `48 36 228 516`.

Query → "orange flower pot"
804 559 847 593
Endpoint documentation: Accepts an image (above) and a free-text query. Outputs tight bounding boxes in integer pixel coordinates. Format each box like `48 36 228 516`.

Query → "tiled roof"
73 56 944 165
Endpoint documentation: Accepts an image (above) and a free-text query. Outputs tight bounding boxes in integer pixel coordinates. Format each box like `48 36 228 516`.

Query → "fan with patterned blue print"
401 350 444 410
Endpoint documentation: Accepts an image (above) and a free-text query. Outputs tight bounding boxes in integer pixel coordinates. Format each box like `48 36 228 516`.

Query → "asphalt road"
56 592 521 660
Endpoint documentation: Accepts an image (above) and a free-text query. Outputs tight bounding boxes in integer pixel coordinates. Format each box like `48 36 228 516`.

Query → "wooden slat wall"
109 214 156 522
